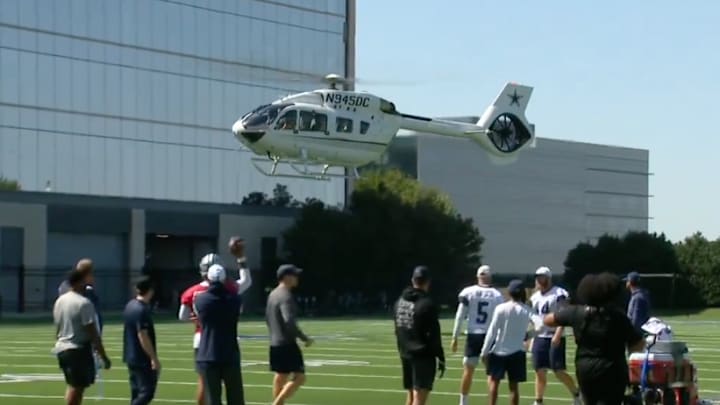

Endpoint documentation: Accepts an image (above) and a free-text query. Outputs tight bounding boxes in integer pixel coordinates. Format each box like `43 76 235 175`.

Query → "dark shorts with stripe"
531 337 567 371
57 345 96 389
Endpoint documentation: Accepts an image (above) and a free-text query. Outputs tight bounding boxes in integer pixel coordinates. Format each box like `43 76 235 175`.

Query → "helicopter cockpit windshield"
241 103 294 130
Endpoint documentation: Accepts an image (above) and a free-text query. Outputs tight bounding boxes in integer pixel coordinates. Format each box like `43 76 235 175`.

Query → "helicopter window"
275 110 298 130
242 103 292 129
336 117 353 133
360 121 370 135
380 99 397 114
299 111 328 133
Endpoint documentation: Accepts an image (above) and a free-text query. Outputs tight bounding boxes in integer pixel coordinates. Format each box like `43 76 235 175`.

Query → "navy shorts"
487 351 526 383
269 344 305 374
57 346 96 389
464 333 486 358
401 356 436 391
531 337 567 371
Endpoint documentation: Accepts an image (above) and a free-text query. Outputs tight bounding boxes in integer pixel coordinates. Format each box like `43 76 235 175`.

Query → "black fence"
0 265 691 316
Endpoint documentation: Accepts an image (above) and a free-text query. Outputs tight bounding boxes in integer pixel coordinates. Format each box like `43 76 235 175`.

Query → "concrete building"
0 0 353 205
385 119 650 277
0 190 295 312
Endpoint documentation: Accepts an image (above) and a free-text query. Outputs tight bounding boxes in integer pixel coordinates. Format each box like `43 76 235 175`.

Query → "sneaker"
573 396 583 405
531 402 542 405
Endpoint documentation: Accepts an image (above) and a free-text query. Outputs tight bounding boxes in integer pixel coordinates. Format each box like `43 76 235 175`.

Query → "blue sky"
355 0 720 242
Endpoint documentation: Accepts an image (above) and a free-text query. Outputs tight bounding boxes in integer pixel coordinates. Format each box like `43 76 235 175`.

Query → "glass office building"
0 0 351 205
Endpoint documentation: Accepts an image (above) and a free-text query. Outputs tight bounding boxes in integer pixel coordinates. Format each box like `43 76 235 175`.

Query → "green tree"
675 232 720 306
241 184 303 207
282 168 483 305
241 191 270 206
0 175 21 191
563 231 681 307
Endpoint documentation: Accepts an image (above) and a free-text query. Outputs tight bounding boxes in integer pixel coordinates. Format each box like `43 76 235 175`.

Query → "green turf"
1 316 719 404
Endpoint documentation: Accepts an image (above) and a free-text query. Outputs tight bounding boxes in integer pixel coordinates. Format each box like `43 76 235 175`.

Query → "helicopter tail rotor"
474 83 535 155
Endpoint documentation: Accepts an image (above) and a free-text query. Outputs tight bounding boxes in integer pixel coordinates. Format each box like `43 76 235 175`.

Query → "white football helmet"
199 253 223 276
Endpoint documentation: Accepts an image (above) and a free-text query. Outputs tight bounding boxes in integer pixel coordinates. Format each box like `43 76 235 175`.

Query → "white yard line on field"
0 393 303 405
0 378 595 401
2 363 720 383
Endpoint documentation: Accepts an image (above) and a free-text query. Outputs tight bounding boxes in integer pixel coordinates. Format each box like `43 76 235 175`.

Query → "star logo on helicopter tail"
508 89 523 106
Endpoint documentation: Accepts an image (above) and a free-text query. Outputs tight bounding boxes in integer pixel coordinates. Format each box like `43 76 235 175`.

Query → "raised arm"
234 258 252 296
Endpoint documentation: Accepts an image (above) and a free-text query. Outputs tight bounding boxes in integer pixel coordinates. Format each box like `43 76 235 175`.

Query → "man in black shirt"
122 277 159 405
394 266 446 405
194 264 245 405
544 273 645 405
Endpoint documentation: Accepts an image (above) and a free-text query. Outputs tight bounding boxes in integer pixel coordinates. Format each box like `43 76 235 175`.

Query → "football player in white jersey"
529 266 581 405
450 265 504 405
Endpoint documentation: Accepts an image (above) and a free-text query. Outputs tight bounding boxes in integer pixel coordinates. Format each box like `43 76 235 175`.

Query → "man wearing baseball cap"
394 266 445 405
451 265 504 405
193 265 245 405
178 237 252 405
480 279 542 405
623 271 651 330
266 264 313 405
529 266 581 405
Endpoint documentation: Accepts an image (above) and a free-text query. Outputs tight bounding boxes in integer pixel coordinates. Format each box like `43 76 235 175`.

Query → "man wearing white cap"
529 266 581 405
194 264 245 405
450 265 504 405
178 237 252 405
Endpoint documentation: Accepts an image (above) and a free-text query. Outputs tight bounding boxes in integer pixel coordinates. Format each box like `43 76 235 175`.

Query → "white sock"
460 394 469 405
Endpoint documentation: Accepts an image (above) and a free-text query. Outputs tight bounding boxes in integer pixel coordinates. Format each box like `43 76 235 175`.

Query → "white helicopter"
231 74 535 180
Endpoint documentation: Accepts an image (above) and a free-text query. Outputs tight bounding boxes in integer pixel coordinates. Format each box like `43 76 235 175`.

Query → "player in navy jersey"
529 267 581 405
450 265 504 405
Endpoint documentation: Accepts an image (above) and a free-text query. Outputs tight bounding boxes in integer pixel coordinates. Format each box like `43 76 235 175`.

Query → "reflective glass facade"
0 0 349 204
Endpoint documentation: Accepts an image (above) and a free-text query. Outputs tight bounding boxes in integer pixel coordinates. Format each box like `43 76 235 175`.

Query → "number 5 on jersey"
476 301 490 324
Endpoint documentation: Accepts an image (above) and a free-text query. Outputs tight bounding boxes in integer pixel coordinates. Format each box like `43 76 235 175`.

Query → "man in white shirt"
480 279 541 405
450 265 504 405
529 266 581 405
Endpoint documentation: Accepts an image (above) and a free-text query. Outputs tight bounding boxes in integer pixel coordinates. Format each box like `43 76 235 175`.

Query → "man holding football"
178 237 252 405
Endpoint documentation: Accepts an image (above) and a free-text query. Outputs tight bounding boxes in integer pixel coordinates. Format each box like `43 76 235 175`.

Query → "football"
228 236 244 257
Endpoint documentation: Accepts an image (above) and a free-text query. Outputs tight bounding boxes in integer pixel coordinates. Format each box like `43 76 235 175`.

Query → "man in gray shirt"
53 270 111 405
266 264 313 405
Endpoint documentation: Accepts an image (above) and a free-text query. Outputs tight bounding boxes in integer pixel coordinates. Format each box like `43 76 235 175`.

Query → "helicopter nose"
232 120 265 144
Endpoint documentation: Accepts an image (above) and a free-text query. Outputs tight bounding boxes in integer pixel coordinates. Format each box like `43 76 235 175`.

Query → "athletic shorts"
464 333 487 359
57 346 96 389
269 344 305 374
401 357 436 391
487 351 526 383
531 337 567 371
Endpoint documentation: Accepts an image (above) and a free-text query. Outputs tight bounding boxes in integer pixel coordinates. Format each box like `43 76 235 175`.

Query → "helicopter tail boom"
396 82 535 158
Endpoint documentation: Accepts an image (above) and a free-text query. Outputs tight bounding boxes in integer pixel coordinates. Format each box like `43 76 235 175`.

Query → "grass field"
1 313 719 404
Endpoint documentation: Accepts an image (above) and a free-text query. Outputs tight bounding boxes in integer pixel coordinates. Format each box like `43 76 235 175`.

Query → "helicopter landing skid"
250 155 359 181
